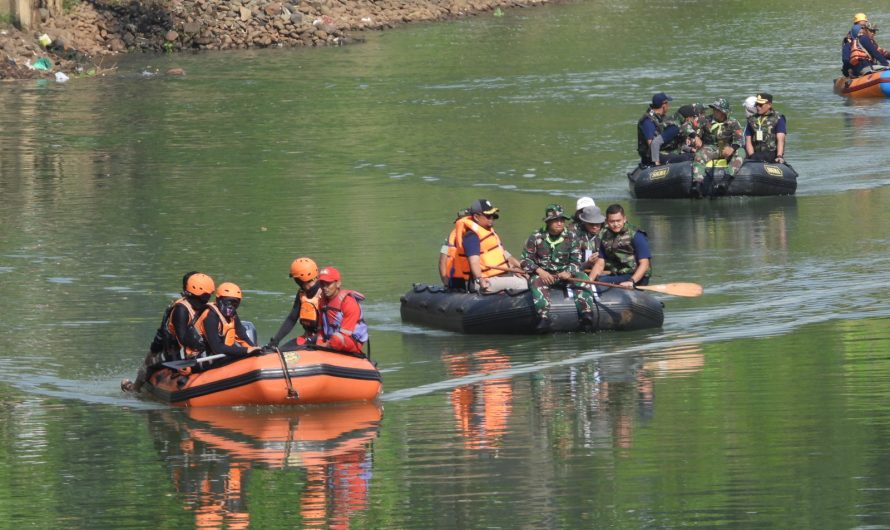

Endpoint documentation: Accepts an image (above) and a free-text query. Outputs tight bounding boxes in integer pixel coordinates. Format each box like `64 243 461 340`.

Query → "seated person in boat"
589 204 651 288
439 199 527 293
315 267 369 355
842 17 890 77
638 92 689 167
519 204 596 332
266 257 323 351
744 93 786 164
195 282 262 359
690 98 744 198
672 104 703 158
573 205 605 274
122 271 215 392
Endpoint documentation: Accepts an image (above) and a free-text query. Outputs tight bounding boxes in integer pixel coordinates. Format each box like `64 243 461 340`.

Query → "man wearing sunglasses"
744 93 787 165
440 199 527 293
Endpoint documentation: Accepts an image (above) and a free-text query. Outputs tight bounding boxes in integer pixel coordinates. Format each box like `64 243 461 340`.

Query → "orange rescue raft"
145 348 382 407
834 70 890 97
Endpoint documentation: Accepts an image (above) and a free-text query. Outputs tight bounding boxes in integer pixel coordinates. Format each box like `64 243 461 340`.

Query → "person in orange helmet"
194 282 262 359
122 271 216 392
266 257 324 350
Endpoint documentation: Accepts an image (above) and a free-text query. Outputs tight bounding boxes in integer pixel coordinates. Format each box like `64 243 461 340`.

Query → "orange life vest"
195 303 251 348
849 36 872 66
162 297 203 357
298 289 322 329
444 216 510 281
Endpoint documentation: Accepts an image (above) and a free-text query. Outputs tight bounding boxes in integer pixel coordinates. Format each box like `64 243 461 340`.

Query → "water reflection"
442 348 513 451
147 403 382 529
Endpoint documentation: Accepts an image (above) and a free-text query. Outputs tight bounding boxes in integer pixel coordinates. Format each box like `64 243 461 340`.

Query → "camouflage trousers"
691 146 744 183
529 271 595 320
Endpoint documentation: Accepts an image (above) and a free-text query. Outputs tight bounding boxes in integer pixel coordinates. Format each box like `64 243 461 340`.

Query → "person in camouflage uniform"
520 204 596 332
671 104 703 158
572 205 605 273
690 97 745 197
744 93 787 164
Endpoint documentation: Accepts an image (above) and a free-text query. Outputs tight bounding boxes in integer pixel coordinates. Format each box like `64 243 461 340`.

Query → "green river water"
3 0 890 527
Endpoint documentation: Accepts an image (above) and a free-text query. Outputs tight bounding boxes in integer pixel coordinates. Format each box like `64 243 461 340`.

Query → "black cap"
677 104 695 118
468 199 499 219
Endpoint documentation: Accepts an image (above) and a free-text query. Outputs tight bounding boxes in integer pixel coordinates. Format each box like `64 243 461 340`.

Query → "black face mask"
187 293 212 309
218 298 239 319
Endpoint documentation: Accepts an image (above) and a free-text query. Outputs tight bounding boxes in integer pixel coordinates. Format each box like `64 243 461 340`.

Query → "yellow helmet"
853 12 868 24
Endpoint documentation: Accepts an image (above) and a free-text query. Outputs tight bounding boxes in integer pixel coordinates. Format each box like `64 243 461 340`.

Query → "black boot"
690 180 703 199
581 312 598 332
535 317 551 334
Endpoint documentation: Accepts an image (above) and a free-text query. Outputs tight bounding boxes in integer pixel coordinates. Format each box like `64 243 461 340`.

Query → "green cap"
542 204 571 222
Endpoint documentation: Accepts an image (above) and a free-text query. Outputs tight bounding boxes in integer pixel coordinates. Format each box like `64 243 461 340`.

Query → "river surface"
3 0 890 527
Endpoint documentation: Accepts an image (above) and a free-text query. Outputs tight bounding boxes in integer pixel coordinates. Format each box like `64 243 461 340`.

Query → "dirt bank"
1 0 552 80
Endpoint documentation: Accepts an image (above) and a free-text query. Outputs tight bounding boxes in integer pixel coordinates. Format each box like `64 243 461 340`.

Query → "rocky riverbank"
1 0 552 80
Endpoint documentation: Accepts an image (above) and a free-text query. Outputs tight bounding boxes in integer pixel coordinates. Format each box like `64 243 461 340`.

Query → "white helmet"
743 96 758 118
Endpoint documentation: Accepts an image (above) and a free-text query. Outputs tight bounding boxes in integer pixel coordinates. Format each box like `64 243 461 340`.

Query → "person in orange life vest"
266 257 324 351
315 267 369 355
195 282 262 359
440 199 527 293
121 271 215 392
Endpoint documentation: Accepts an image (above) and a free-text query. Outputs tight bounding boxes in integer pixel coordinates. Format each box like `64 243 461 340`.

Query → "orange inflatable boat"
834 70 890 97
145 348 382 407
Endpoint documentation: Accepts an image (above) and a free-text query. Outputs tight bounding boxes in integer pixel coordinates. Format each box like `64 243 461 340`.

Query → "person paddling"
121 271 214 392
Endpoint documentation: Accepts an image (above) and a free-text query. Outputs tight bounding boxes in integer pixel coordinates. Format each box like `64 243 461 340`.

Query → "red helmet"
215 282 242 300
289 257 318 282
185 273 215 297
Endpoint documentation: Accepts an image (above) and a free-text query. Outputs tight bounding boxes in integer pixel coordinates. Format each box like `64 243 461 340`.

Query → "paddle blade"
636 282 703 297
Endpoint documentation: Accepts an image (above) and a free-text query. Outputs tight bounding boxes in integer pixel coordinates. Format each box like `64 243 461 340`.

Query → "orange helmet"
216 282 242 300
289 257 318 282
185 273 215 297
854 12 868 24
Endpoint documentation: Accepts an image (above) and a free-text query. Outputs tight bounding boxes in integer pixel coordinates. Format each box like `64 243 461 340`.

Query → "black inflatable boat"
628 160 797 199
400 283 664 334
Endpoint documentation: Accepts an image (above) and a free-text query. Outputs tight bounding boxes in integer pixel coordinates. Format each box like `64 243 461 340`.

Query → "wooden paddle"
486 265 702 297
567 277 703 297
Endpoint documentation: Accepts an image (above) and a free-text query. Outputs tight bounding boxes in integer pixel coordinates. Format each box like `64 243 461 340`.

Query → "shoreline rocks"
1 0 553 80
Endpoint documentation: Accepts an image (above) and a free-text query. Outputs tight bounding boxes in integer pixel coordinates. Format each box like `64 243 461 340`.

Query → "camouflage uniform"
746 110 784 153
691 98 745 183
572 221 601 270
520 205 595 321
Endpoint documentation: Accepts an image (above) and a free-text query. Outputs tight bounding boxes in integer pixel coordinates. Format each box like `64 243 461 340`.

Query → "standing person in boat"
689 98 745 198
589 204 652 288
265 257 323 351
637 92 686 167
575 205 606 274
744 93 787 164
440 199 527 293
122 271 216 392
195 282 262 359
315 267 369 355
519 204 596 332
